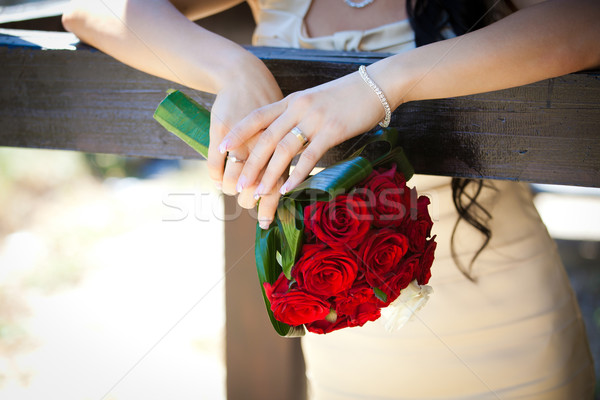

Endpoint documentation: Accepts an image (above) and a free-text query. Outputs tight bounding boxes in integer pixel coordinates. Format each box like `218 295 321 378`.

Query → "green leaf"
153 90 211 159
347 128 413 180
285 156 373 202
374 146 414 181
255 223 305 337
276 199 304 280
373 287 388 303
348 127 399 160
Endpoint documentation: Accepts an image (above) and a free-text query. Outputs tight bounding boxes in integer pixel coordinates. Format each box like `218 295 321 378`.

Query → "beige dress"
249 1 596 398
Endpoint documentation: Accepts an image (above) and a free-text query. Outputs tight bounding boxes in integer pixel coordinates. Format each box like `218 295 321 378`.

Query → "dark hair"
406 0 515 280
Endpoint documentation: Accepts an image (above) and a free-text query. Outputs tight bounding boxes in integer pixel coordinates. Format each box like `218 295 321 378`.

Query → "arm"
374 0 600 109
62 0 284 206
62 0 249 93
221 0 600 227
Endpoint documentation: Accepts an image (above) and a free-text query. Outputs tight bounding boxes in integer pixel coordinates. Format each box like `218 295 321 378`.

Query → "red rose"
415 236 437 285
359 229 409 288
358 166 414 227
305 314 350 334
304 194 371 250
266 287 331 326
403 195 434 253
292 244 358 297
335 284 382 326
263 272 290 300
381 254 419 304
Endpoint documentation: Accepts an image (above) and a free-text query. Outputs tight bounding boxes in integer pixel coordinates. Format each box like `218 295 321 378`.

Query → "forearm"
370 0 600 108
62 0 261 93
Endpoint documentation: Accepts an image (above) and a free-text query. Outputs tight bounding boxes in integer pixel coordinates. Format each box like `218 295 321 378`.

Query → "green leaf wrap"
153 90 211 159
276 199 304 279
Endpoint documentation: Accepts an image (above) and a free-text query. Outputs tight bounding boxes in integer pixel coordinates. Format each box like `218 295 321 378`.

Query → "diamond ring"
227 155 245 163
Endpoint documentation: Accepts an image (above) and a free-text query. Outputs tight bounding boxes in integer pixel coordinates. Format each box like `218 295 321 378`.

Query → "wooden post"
224 198 306 400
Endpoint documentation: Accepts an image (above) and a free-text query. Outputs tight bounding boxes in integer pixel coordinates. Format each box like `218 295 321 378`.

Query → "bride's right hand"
206 53 284 209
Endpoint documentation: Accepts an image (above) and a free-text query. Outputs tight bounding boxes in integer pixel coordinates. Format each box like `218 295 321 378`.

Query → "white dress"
248 1 596 398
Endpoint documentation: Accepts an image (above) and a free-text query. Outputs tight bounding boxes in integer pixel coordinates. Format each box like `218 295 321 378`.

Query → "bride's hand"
219 67 389 228
206 54 283 209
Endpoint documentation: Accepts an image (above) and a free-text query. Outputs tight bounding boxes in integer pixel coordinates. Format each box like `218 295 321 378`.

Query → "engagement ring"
227 155 245 163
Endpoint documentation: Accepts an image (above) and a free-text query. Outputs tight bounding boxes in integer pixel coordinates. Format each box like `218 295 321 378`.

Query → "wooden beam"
1 29 599 187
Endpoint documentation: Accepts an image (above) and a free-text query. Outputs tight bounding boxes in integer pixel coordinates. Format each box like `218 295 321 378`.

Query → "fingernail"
259 219 272 230
279 182 288 195
215 182 222 190
254 184 264 197
236 176 247 193
219 140 229 154
254 193 261 201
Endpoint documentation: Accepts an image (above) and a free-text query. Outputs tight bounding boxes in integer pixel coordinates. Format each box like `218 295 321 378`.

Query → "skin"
63 0 600 229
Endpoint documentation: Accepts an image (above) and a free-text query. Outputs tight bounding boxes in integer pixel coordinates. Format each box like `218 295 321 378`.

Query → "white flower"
380 280 433 331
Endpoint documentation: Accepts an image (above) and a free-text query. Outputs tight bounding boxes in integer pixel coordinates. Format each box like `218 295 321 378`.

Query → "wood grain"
1 29 599 187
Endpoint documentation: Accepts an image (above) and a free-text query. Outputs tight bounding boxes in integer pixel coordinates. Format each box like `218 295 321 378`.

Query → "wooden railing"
1 27 599 400
2 29 599 187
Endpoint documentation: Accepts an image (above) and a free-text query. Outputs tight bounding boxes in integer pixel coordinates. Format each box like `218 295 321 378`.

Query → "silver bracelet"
358 65 391 128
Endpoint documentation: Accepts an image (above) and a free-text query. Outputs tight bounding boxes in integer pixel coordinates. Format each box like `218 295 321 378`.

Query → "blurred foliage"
84 153 180 179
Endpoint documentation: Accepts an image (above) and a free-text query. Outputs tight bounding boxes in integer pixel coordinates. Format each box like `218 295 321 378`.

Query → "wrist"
367 55 417 110
216 49 281 100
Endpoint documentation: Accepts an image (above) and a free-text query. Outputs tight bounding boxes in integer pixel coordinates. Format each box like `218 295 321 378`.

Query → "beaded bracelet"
358 65 391 128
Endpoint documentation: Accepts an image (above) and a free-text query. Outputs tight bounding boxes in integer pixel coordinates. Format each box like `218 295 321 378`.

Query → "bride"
62 0 598 398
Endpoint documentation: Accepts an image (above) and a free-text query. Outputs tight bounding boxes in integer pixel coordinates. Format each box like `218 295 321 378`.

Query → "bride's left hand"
219 67 389 228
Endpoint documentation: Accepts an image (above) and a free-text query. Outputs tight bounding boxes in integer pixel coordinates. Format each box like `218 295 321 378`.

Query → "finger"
219 100 287 154
236 114 299 192
237 169 268 209
222 152 249 195
237 182 259 209
279 137 328 194
207 114 228 188
253 127 308 197
257 177 286 230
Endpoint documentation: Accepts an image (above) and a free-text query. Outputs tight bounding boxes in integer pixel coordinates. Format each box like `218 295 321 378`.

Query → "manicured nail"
219 140 229 154
236 176 247 193
254 184 265 198
259 219 272 230
279 182 289 195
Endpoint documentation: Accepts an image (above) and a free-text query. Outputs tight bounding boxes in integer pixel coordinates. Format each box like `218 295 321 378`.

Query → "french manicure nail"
237 176 247 193
255 184 264 196
219 140 229 154
279 183 288 195
259 220 272 230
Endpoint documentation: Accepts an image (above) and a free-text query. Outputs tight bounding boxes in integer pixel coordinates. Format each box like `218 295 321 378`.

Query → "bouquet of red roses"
154 90 436 337
262 164 436 335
